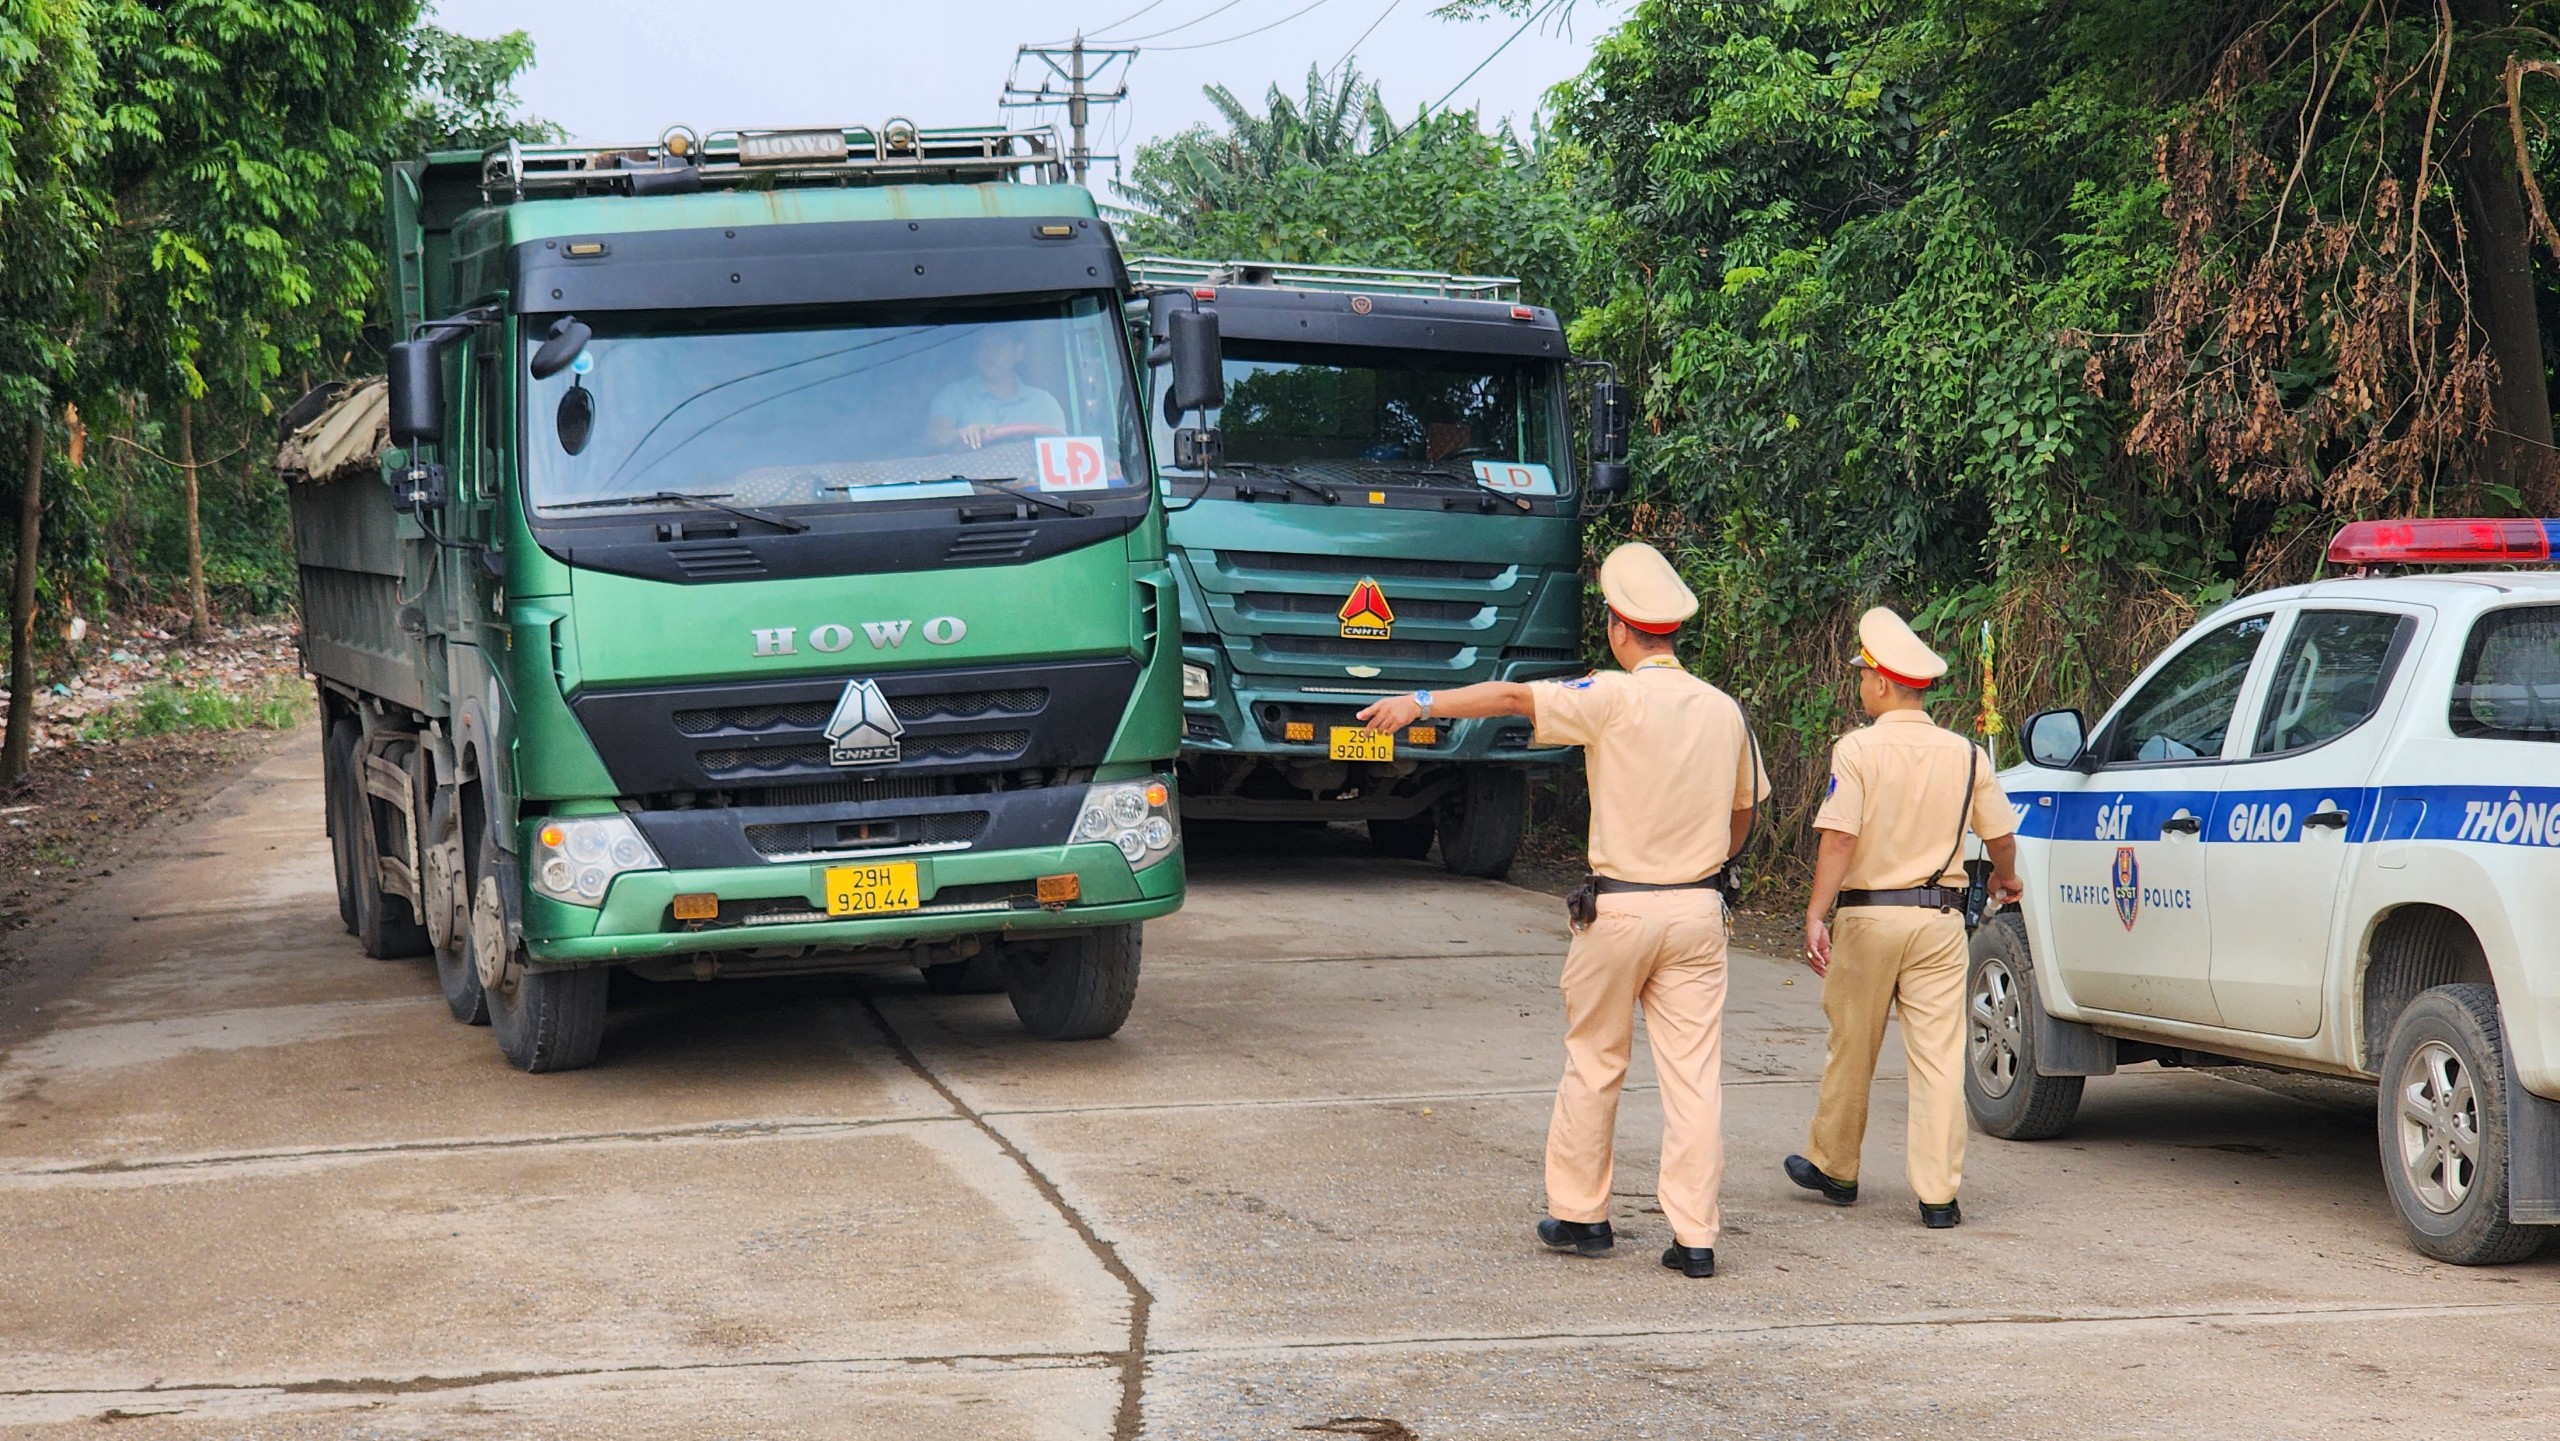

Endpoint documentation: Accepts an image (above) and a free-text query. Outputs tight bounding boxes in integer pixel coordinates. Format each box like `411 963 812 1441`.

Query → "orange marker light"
1284 721 1315 742
1144 782 1170 807
538 824 567 848
671 892 719 921
1036 873 1081 906
1407 726 1439 746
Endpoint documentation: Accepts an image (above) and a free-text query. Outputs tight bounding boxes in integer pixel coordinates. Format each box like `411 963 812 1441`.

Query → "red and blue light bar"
2327 518 2559 567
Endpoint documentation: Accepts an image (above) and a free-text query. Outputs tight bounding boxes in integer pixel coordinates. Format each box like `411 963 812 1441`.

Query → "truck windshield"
1155 342 1566 496
524 297 1144 515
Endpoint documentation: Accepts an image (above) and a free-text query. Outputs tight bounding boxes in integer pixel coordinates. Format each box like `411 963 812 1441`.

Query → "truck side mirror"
2024 708 2088 769
1592 380 1632 462
1589 461 1631 498
387 340 444 446
530 316 592 381
1166 307 1223 415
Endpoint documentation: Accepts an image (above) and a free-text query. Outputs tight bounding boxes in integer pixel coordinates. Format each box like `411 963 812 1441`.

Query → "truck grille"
1218 550 1504 581
1261 635 1466 663
1238 591 1483 623
570 659 1135 795
743 810 989 859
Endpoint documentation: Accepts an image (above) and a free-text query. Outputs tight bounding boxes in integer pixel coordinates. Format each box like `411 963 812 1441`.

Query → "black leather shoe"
1920 1200 1962 1229
1536 1218 1614 1256
1784 1154 1859 1205
1660 1245 1716 1278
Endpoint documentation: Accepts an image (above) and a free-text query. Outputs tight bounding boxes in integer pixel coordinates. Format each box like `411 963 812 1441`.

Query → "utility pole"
1000 35 1135 186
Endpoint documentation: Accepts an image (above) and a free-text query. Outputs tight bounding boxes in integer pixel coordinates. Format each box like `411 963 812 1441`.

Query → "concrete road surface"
2 731 2556 1438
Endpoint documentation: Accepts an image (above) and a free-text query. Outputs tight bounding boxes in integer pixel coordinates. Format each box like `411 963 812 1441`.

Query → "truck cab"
1968 518 2560 1264
285 125 1185 1071
1127 260 1627 875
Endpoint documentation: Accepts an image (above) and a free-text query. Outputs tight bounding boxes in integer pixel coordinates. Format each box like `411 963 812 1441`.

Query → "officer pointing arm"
1360 543 1767 1281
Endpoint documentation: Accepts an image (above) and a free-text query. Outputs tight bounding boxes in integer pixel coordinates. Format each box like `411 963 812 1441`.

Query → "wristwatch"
1412 690 1434 718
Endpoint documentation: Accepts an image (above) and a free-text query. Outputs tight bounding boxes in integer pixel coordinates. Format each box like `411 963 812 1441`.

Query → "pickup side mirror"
387 340 443 446
2024 708 2089 769
1166 307 1223 415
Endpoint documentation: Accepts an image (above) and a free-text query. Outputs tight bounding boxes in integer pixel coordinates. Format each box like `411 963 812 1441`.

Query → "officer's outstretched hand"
1358 693 1424 736
1803 915 1832 978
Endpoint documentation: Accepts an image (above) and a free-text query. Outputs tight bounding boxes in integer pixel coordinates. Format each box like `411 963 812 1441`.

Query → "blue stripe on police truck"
2004 785 2560 849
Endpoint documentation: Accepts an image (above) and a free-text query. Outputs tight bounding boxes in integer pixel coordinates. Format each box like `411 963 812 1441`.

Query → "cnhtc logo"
823 678 905 767
2111 846 2140 931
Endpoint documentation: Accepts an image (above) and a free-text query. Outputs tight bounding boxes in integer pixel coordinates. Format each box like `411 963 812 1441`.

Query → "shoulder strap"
1934 740 1976 888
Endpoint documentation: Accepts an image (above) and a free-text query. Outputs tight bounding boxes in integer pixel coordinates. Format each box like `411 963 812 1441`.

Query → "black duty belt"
1837 885 1964 910
1569 869 1730 928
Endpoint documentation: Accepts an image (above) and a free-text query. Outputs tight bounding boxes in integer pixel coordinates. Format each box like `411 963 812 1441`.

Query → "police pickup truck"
1967 518 2560 1264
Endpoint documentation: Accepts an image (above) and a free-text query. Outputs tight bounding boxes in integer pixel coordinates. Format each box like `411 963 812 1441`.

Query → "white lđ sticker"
1471 460 1559 496
1034 436 1116 491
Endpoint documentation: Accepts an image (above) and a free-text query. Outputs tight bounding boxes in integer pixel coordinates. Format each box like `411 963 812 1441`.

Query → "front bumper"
521 841 1184 966
1177 671 1570 764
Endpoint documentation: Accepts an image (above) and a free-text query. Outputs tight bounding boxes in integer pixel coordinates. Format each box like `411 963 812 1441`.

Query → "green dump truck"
1128 260 1629 876
280 124 1191 1071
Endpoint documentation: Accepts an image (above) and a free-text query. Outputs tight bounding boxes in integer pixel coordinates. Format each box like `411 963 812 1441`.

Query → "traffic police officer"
1787 607 2023 1228
1358 542 1767 1279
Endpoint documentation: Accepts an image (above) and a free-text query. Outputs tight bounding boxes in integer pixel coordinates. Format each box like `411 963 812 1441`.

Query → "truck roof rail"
479 120 1067 202
1126 256 1520 301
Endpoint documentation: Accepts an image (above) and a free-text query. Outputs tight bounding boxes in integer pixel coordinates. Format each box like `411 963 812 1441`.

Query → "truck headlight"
1182 662 1212 700
1075 777 1180 870
531 814 662 907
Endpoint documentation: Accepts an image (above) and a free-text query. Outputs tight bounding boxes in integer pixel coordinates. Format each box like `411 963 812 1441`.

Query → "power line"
1100 0 1253 44
1419 0 1562 119
1084 0 1175 37
1148 0 1344 52
1000 36 1138 185
1327 0 1404 79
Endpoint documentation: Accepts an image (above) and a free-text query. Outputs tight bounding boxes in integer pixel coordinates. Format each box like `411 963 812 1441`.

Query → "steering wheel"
955 422 1065 451
1438 444 1496 461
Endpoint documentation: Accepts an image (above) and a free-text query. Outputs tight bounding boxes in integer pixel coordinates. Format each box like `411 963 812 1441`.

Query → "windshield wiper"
547 489 809 533
1387 466 1533 513
939 475 1094 518
1219 462 1340 505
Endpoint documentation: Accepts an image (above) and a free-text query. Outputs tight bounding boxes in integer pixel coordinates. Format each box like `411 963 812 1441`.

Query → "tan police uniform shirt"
1813 709 2016 889
1529 657 1771 884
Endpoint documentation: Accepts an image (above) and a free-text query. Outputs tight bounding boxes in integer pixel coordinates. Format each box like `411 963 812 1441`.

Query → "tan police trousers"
1805 906 1969 1205
1546 889 1729 1248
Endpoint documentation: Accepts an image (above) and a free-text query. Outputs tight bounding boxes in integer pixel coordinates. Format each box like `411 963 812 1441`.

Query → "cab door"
2044 611 2276 1027
2204 605 2428 1037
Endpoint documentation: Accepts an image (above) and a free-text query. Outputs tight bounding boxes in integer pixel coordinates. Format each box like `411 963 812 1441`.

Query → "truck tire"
1964 915 2084 1141
1002 924 1141 1040
488 960 610 1073
333 722 431 960
1367 815 1436 860
430 788 488 1025
323 721 360 935
921 953 1007 994
1436 767 1525 879
2377 984 2552 1265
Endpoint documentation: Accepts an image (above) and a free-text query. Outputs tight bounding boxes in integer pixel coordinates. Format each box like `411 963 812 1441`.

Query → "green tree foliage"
387 23 564 157
1118 66 1579 302
1550 0 2560 862
0 0 103 424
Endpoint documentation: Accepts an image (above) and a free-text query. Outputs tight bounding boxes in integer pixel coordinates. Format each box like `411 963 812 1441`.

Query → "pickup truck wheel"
1367 815 1436 860
921 953 1007 994
336 724 431 961
1436 767 1525 879
2378 984 2550 1265
1964 915 2084 1141
1003 924 1141 1040
323 721 359 934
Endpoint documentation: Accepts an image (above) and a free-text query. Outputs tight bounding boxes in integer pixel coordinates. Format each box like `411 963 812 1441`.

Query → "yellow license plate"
1330 726 1394 762
823 862 920 917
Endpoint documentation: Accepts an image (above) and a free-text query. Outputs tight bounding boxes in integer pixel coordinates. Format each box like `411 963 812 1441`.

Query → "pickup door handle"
2159 815 2202 835
2304 809 2351 830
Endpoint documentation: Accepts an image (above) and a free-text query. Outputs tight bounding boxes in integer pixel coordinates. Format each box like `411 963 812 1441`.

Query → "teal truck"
1128 260 1628 875
279 123 1195 1071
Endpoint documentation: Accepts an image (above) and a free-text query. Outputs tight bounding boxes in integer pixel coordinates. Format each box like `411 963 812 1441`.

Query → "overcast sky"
423 0 1626 196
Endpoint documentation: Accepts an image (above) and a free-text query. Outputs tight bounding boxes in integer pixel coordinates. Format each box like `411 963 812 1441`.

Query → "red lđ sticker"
1035 436 1113 491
